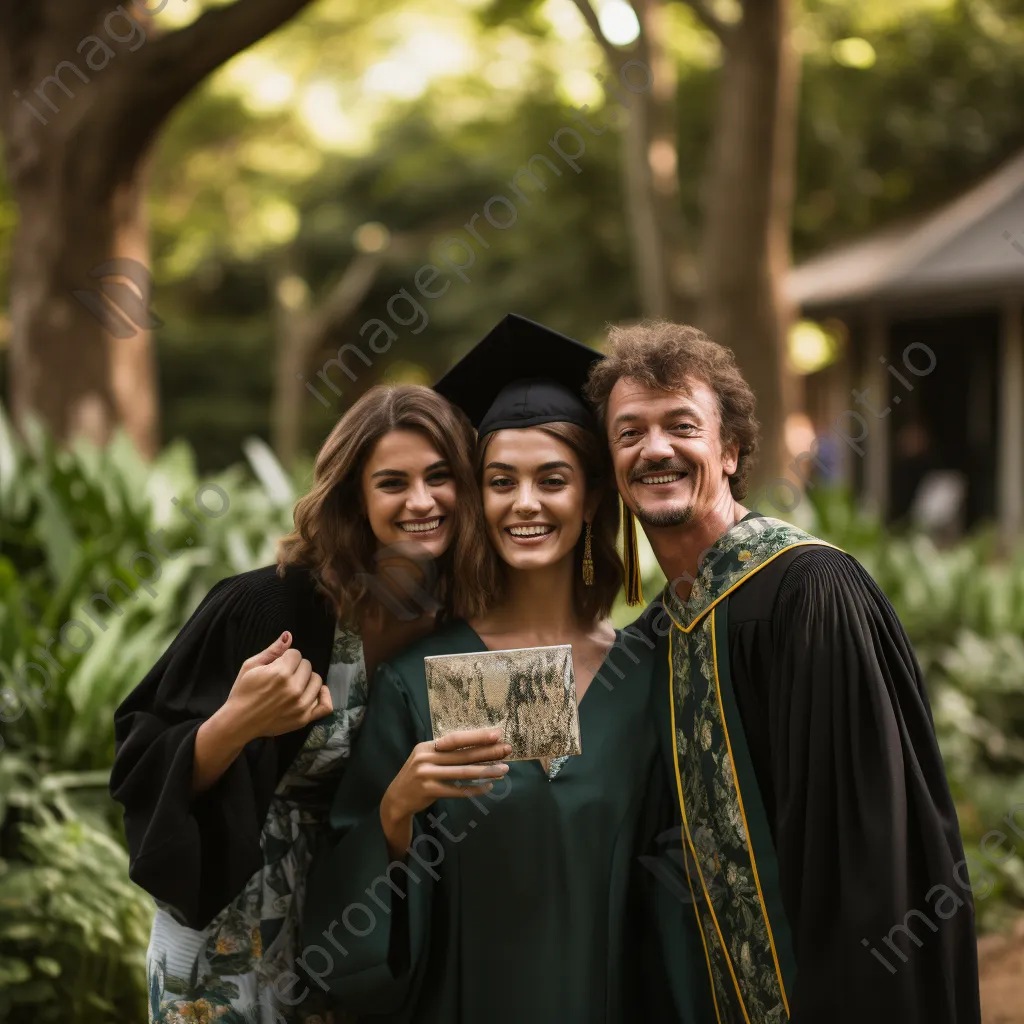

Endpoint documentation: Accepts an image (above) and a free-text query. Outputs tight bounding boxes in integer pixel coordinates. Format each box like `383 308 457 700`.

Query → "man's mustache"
630 460 689 483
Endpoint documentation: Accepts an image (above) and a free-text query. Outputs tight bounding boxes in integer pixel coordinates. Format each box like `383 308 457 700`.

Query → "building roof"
788 150 1024 311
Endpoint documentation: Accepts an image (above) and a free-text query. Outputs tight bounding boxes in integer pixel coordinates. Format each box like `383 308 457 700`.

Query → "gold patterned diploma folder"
423 645 582 761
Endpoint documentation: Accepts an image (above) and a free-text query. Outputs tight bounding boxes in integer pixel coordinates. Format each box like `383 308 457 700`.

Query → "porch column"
862 307 889 518
999 298 1024 543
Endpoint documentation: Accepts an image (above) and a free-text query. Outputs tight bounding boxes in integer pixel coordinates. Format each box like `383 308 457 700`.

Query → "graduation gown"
109 563 336 930
301 619 699 1024
633 513 981 1023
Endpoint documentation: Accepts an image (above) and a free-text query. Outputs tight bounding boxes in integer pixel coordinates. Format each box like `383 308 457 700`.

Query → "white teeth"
399 518 442 533
508 525 554 537
642 473 683 484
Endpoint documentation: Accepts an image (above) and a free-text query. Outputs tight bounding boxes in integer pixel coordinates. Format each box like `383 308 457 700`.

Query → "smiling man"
585 320 981 1024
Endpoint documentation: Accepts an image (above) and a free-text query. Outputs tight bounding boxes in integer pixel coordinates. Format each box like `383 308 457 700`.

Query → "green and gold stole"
660 515 835 1024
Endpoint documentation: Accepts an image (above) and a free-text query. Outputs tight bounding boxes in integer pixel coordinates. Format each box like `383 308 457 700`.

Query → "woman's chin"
410 535 448 559
384 532 447 562
500 550 564 573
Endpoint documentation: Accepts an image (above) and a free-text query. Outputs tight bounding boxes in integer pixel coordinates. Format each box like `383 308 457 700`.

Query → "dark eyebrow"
612 406 701 428
486 460 574 473
371 459 449 479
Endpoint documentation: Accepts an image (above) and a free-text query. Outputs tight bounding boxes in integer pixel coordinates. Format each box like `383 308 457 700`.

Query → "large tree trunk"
574 0 798 475
0 4 159 454
618 2 674 319
696 0 799 493
573 0 687 318
0 0 316 458
633 0 689 314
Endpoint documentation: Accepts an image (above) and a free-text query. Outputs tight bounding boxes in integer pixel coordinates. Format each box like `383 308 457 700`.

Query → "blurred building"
789 151 1024 540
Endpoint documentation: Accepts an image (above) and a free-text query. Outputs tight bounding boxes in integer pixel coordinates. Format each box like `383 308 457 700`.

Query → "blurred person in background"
110 384 491 1024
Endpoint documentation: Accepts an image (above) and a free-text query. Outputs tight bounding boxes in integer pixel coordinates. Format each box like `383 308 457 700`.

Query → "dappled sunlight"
299 80 373 152
597 0 641 46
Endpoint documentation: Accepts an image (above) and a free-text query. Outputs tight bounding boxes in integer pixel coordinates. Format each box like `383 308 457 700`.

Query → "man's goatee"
635 503 695 528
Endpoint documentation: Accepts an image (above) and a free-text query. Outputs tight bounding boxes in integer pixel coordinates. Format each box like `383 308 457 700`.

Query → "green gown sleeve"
301 662 432 1016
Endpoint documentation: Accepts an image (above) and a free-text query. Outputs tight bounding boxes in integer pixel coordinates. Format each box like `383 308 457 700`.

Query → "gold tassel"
582 521 594 586
622 500 645 606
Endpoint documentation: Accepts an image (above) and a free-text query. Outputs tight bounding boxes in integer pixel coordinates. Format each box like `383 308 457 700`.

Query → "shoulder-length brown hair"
475 421 622 624
277 384 494 626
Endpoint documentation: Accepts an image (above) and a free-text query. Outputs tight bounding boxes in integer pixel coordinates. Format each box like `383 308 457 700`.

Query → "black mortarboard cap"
433 314 603 435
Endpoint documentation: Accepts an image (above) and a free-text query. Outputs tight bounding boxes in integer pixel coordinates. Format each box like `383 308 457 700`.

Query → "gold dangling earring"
582 521 595 586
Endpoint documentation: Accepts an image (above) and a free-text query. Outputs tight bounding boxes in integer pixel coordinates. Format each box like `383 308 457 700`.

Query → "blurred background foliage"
4 0 1024 466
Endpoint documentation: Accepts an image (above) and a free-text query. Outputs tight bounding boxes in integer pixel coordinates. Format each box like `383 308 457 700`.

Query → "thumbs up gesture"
223 631 334 743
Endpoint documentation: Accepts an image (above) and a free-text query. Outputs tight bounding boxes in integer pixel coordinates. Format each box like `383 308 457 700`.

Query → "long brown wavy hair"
475 421 623 623
277 384 494 625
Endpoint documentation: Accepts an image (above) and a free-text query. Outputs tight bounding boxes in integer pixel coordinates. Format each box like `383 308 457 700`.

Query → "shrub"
0 405 305 1020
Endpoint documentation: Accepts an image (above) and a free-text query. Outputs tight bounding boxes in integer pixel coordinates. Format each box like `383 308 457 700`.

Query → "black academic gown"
109 563 336 930
301 619 697 1024
635 544 982 1023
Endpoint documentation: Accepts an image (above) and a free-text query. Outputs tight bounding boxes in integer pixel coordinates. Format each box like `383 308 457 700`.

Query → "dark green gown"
301 619 709 1023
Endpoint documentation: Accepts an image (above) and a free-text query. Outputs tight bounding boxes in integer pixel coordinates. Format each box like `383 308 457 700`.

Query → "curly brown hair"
585 320 760 500
277 384 494 625
475 422 623 623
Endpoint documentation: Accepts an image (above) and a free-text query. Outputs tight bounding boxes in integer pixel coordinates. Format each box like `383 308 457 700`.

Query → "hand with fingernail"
192 631 334 796
223 631 334 742
380 728 512 856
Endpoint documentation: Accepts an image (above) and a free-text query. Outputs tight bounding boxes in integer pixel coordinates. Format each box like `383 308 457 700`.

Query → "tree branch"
684 0 729 39
305 251 385 347
570 0 633 70
131 0 318 129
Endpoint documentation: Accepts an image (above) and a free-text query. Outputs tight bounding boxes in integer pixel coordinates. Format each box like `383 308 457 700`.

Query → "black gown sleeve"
109 576 289 930
769 547 981 1023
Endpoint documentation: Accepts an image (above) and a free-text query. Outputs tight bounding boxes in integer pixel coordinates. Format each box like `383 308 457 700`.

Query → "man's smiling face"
605 376 739 528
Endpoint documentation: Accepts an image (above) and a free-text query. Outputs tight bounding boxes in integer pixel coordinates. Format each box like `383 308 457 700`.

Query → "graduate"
584 319 982 1023
109 384 490 1024
301 316 696 1023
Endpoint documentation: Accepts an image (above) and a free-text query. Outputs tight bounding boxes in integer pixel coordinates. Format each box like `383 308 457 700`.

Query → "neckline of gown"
450 619 622 780
452 618 621 711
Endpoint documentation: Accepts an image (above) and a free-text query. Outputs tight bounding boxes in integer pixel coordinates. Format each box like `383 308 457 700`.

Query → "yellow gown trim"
663 540 841 634
710 606 791 1018
668 629 750 1024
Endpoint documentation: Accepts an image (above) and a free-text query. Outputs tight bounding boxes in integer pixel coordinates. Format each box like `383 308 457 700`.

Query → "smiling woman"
477 420 621 622
361 429 457 558
281 385 493 630
302 316 699 1024
110 383 493 1024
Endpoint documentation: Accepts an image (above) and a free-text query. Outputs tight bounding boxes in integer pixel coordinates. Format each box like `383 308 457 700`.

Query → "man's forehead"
608 376 716 411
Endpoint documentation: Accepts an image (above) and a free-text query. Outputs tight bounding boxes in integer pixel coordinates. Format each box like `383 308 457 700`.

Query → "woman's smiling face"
361 429 456 558
480 427 588 573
